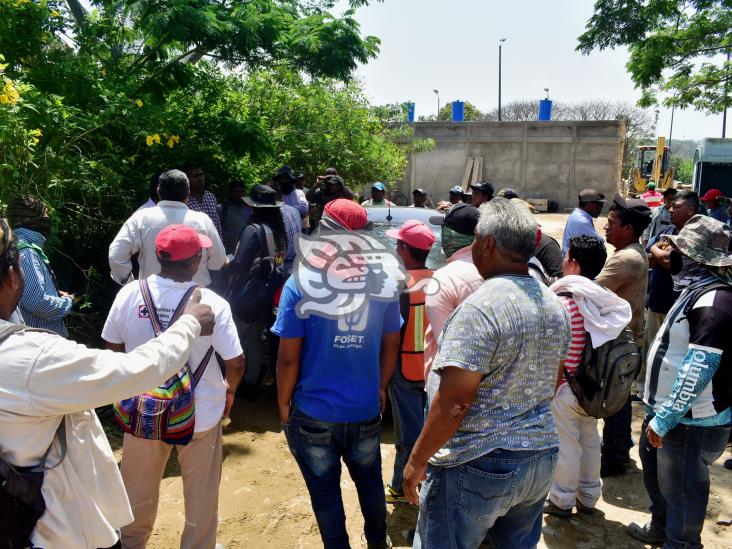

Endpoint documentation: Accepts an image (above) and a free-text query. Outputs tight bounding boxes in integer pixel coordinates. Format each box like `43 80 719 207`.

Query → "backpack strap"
682 282 732 317
138 280 214 389
190 347 215 389
139 279 198 336
0 322 24 344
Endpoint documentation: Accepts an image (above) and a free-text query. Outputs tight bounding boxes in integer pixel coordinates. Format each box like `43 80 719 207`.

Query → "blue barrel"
452 100 465 122
537 99 552 121
406 102 415 123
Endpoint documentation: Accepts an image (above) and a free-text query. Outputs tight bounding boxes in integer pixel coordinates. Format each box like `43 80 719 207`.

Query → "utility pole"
669 103 676 148
498 38 506 121
723 49 730 138
433 89 440 119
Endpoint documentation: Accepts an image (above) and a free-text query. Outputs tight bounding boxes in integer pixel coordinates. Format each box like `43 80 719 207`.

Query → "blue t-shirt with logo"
272 276 402 423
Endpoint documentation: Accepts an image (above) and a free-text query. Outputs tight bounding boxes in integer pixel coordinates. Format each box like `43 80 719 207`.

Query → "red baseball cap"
700 188 723 202
324 199 368 230
386 220 436 251
155 224 212 261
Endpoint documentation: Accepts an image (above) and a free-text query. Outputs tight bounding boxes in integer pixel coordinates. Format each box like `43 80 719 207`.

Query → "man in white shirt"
103 224 245 549
0 217 215 549
108 169 226 287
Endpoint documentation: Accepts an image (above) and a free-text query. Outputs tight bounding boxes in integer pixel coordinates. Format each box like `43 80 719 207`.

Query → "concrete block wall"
403 120 625 210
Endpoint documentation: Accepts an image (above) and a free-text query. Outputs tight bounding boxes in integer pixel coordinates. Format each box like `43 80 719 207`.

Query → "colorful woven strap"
138 279 214 389
139 279 197 336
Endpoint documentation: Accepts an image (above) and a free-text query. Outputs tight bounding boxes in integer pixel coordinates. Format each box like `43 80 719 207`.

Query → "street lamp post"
723 49 730 138
498 38 506 121
433 89 440 119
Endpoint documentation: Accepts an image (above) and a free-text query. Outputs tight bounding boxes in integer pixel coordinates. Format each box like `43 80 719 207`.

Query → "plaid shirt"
188 190 223 240
280 203 302 273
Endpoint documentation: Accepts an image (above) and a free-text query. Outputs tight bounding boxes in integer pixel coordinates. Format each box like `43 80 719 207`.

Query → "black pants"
601 397 633 466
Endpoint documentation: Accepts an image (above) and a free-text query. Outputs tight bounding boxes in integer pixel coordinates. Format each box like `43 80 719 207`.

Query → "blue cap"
371 182 386 191
449 186 463 195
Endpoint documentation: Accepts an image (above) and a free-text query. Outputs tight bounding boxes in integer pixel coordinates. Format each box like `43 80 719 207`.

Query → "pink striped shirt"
559 295 586 385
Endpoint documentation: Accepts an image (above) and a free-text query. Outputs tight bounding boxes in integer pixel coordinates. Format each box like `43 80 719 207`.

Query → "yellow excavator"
630 136 674 194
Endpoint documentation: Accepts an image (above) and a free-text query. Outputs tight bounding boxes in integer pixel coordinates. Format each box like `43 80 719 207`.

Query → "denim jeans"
601 396 633 467
639 414 730 549
283 408 387 549
388 367 426 492
413 447 558 549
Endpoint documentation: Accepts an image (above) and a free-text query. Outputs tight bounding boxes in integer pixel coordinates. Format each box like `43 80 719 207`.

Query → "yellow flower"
135 99 143 108
50 10 60 18
30 128 42 136
166 134 180 148
152 133 161 144
145 135 154 146
0 79 19 105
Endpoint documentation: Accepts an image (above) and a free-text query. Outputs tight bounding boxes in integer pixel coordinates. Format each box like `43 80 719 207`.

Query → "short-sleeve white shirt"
102 275 242 432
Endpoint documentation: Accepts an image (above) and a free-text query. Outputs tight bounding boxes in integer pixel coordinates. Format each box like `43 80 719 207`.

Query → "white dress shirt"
108 200 226 287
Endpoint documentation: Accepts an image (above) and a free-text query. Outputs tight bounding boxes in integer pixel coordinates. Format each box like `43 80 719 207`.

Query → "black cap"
578 188 606 203
470 180 495 196
498 187 519 199
413 188 427 196
662 187 678 197
433 202 479 235
612 193 651 218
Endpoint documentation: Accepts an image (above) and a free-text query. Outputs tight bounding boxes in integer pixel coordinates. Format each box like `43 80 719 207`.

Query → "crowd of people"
0 164 730 549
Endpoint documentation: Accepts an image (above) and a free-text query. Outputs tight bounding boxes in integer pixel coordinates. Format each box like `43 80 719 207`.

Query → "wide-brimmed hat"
244 184 282 208
663 215 732 267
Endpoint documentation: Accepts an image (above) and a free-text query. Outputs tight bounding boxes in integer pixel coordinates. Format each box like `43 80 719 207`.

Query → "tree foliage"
0 0 400 341
577 0 732 113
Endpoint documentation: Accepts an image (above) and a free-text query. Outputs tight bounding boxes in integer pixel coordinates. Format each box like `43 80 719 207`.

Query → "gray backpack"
561 308 641 418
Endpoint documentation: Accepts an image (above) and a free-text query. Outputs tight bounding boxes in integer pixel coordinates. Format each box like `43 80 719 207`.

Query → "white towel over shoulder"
550 275 631 348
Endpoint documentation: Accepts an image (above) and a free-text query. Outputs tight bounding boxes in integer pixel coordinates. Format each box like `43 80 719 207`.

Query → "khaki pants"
120 423 223 549
549 383 602 510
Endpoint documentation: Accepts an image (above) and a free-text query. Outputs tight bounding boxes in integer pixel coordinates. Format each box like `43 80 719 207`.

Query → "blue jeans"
639 415 730 549
388 367 426 492
602 396 633 467
413 447 558 549
283 408 387 549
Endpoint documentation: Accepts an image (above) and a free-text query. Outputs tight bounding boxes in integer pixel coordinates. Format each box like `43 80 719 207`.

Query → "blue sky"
336 0 727 140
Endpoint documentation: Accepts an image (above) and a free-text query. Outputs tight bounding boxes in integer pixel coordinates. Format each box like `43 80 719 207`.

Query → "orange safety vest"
400 268 434 382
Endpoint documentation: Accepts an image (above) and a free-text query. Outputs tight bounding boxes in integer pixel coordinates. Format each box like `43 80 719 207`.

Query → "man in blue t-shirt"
272 199 401 549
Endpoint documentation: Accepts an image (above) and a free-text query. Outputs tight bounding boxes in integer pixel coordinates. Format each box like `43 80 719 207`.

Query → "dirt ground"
118 213 732 548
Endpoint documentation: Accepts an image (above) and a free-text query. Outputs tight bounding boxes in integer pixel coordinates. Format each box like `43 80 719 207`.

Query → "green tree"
577 0 732 113
0 0 393 341
437 100 485 121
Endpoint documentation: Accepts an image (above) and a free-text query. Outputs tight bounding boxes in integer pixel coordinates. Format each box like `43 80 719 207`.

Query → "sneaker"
626 522 666 545
543 500 572 518
575 499 596 515
385 485 408 504
724 458 732 471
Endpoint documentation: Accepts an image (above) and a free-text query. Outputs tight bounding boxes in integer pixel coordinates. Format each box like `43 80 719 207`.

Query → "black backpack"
230 224 284 323
0 322 66 549
559 295 642 418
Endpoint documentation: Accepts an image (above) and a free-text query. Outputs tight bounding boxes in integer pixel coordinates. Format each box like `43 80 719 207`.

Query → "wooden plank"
461 156 474 191
527 198 549 212
473 157 483 183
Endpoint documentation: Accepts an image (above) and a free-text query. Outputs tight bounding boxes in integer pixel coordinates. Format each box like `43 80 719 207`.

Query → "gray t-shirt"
428 274 571 467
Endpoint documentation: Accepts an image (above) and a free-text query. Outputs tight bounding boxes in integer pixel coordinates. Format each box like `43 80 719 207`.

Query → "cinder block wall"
403 120 625 210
